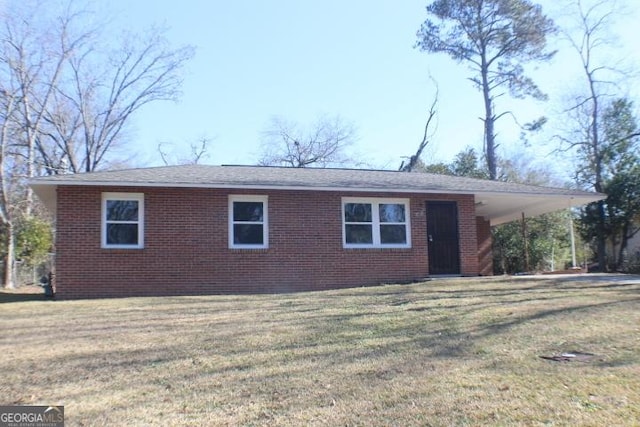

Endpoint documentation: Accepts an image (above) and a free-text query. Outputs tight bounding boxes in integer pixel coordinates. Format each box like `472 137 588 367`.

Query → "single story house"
30 165 604 299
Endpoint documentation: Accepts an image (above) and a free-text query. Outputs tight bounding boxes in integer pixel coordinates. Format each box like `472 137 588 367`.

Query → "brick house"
30 165 603 299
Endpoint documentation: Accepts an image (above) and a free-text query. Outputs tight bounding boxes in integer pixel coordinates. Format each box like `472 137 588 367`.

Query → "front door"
426 201 461 275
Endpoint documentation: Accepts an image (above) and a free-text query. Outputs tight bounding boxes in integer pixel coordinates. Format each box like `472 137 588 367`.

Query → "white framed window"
229 195 268 249
102 192 144 249
342 197 411 248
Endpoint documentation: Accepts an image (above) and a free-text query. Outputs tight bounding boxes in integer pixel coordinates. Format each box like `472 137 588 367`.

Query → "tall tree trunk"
481 54 497 180
586 51 607 271
23 96 35 217
0 97 16 289
595 199 607 271
4 222 15 289
592 136 607 272
616 223 629 271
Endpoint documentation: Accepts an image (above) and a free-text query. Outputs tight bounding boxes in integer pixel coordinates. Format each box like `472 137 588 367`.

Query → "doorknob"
428 235 433 242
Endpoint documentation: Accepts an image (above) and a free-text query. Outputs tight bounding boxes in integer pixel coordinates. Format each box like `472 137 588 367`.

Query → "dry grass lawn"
1 275 639 426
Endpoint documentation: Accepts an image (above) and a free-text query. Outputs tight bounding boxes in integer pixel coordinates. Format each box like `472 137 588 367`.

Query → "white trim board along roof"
30 164 605 225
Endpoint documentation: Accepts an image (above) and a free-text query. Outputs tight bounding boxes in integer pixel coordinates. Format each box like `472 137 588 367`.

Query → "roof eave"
28 178 601 197
31 183 58 213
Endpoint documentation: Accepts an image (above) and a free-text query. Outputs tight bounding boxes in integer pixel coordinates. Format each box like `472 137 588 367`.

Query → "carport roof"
30 164 605 225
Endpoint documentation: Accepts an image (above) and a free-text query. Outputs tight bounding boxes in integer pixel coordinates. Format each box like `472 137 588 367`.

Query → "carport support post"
569 209 577 268
521 212 530 272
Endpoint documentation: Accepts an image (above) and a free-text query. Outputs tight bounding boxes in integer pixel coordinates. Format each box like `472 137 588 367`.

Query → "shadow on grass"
0 290 48 303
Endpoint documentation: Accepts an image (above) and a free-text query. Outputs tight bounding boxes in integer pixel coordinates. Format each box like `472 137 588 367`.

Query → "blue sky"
102 1 639 172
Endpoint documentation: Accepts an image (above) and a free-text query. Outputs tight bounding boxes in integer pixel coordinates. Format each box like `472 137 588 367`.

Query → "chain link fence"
4 253 55 287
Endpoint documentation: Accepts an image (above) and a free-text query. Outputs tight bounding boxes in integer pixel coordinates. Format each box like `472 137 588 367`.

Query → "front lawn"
1 275 638 426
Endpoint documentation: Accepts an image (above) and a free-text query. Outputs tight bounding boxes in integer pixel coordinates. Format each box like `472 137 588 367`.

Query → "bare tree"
0 83 22 288
0 1 194 287
38 26 194 174
258 115 356 168
0 1 71 287
158 137 213 165
558 0 634 271
416 0 556 180
0 2 90 218
400 84 438 172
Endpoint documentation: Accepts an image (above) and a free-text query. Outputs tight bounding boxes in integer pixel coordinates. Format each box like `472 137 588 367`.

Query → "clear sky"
100 0 639 172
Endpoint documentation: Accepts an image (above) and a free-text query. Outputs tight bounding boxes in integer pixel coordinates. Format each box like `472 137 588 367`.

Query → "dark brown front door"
426 201 460 275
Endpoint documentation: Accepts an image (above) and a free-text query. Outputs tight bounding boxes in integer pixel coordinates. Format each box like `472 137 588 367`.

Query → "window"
229 195 268 249
102 193 144 249
342 198 410 248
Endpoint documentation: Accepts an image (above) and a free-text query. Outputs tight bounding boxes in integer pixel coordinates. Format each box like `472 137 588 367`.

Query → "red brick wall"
476 217 493 276
55 186 480 299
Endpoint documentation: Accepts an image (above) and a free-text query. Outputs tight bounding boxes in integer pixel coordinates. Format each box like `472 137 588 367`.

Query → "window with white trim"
342 198 410 248
102 192 144 249
229 195 268 249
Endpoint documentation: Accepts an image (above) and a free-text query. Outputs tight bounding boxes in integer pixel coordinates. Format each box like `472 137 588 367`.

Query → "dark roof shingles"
32 164 598 197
